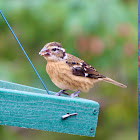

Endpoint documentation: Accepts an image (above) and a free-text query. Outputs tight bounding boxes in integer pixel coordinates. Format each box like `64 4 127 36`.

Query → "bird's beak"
39 47 50 56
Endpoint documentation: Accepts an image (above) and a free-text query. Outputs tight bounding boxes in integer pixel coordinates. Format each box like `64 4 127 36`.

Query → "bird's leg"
62 90 69 95
70 91 81 98
55 90 63 96
55 90 69 96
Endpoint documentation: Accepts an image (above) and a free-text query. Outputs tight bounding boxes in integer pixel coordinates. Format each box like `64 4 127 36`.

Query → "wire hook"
0 10 49 94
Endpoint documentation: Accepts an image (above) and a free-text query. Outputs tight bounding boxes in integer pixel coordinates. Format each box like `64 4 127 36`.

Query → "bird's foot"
55 90 69 96
62 91 69 95
70 91 81 98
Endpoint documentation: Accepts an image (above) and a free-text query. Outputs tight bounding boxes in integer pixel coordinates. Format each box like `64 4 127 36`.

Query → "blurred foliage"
0 0 138 140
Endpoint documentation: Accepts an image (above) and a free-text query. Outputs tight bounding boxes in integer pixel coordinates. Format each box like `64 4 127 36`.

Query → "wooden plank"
0 80 99 137
0 80 49 94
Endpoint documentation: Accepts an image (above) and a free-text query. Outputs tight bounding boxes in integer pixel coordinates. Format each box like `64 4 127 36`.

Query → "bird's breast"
46 61 72 90
46 61 98 92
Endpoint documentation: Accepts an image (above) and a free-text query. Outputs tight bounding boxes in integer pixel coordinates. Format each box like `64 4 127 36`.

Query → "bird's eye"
52 48 57 51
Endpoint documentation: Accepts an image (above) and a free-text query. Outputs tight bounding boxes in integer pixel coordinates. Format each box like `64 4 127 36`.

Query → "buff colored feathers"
39 42 127 97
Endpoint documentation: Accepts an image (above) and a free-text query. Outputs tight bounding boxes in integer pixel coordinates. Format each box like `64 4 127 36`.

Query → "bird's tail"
102 77 127 88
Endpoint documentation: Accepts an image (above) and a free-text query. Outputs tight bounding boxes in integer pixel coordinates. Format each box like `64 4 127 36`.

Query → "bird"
39 42 127 98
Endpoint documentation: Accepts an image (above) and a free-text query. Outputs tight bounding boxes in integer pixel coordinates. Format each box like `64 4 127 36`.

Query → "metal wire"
0 10 49 94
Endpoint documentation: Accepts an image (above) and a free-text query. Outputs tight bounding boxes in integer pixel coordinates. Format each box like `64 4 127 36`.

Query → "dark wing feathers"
72 67 85 77
66 54 106 79
72 62 105 79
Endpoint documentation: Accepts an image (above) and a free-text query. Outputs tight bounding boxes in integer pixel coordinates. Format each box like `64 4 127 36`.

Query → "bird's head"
39 42 66 61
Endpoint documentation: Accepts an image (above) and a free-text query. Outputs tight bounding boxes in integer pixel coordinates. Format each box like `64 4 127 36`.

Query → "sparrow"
39 42 127 98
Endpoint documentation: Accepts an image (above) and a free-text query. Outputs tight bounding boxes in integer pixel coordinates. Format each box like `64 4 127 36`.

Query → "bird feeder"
0 11 99 137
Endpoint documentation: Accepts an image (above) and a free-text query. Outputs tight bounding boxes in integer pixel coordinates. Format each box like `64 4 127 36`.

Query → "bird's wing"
65 53 106 79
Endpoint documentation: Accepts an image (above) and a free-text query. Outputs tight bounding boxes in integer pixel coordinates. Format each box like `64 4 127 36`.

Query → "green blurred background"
0 0 137 140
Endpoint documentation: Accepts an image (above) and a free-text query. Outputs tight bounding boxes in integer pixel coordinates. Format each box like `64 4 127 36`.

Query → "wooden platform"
0 80 99 137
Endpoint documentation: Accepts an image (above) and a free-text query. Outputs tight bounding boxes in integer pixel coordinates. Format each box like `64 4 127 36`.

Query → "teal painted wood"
0 80 99 137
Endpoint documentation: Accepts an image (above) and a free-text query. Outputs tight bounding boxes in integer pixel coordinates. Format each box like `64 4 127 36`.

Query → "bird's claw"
55 90 80 97
55 90 69 96
62 92 69 95
70 91 81 98
55 92 61 96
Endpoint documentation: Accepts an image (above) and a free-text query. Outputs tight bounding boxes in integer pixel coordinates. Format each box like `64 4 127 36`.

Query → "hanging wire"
0 10 50 94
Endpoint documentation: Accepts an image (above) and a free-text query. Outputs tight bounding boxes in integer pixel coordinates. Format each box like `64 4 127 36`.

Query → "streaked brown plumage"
39 42 127 97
